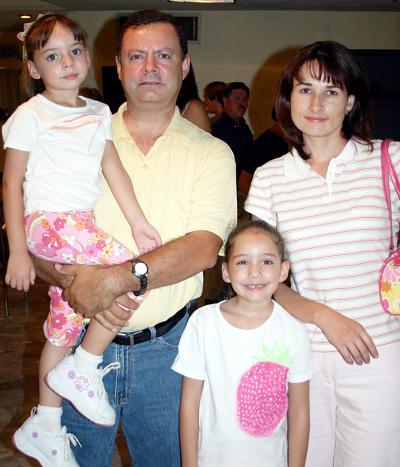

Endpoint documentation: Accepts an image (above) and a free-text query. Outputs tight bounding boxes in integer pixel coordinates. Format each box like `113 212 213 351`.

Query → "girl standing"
173 221 311 467
2 14 160 466
246 41 400 466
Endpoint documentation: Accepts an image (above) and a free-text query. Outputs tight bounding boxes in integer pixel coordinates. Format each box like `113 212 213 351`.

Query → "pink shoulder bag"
379 139 400 315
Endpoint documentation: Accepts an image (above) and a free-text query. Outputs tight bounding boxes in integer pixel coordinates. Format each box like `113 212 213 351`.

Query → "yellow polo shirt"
95 105 236 330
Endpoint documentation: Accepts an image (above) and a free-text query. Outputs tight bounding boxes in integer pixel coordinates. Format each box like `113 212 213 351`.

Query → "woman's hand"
274 283 379 365
315 308 379 365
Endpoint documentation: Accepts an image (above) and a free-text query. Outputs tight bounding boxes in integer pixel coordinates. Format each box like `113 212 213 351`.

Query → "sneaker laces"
89 362 121 399
57 426 81 461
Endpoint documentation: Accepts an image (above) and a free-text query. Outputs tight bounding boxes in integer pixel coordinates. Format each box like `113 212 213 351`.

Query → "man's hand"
31 256 74 289
316 309 379 365
56 263 127 316
93 292 142 331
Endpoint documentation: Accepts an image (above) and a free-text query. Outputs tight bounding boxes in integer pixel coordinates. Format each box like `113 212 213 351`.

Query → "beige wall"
69 10 400 136
1 9 399 139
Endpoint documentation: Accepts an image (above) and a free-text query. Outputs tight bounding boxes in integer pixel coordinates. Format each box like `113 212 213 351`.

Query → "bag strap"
381 139 400 253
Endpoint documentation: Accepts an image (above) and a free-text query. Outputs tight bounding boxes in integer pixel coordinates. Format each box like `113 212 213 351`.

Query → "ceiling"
0 0 399 32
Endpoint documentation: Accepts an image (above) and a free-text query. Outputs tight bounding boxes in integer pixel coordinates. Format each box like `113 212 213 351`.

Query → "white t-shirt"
172 301 311 467
245 139 400 351
2 94 112 215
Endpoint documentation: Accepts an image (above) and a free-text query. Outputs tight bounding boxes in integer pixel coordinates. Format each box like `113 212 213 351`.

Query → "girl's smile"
222 228 289 307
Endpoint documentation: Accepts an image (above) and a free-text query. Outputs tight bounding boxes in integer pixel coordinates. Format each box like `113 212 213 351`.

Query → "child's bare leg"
39 340 69 407
34 340 69 431
80 318 120 356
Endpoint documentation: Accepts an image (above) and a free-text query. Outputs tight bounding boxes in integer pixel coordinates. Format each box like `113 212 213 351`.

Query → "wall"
68 10 400 136
1 9 399 137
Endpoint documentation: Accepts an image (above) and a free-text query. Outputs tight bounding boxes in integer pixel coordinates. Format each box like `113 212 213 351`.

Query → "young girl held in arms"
2 13 160 466
173 220 311 467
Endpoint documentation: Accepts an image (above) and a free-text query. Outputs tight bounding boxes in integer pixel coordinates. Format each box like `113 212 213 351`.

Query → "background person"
212 81 253 181
246 41 400 467
239 107 288 194
203 80 225 123
177 63 211 133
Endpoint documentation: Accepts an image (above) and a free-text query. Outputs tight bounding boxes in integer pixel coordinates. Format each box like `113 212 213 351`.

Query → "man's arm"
32 257 135 329
57 230 222 316
32 256 73 289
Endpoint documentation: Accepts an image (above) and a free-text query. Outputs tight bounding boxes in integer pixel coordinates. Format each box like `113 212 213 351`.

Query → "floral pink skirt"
25 210 133 347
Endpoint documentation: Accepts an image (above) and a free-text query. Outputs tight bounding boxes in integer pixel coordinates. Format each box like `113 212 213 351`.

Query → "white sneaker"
46 354 120 426
13 408 80 467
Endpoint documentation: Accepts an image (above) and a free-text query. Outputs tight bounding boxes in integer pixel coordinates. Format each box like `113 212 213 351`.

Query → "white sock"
73 345 103 371
36 405 62 432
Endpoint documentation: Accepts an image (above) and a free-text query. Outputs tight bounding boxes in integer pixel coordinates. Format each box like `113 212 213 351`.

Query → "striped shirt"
245 138 400 351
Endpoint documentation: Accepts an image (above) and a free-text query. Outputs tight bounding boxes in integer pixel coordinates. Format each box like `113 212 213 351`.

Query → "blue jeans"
62 311 189 467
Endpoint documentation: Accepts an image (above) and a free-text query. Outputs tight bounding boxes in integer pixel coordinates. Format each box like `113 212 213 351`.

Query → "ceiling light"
20 14 32 19
169 0 236 4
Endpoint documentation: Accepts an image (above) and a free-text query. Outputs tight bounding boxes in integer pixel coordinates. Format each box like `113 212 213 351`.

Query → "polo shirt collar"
284 138 358 179
113 103 190 145
163 106 191 145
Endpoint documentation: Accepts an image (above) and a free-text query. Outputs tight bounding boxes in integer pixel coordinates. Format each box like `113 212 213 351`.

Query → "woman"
245 41 400 467
177 64 211 133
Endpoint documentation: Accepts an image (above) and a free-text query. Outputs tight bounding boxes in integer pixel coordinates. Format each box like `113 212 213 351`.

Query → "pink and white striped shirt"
245 138 400 351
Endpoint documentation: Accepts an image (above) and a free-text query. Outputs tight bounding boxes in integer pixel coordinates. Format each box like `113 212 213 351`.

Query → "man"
238 107 288 194
34 10 236 467
203 80 225 123
212 82 253 181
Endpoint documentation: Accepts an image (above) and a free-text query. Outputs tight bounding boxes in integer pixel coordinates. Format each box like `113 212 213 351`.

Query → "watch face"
134 262 148 275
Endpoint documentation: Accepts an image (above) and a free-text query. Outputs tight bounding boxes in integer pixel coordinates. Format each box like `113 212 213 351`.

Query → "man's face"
223 89 249 121
116 22 190 110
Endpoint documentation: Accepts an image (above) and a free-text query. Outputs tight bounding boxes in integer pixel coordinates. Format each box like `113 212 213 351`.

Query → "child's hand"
6 252 36 292
131 222 162 255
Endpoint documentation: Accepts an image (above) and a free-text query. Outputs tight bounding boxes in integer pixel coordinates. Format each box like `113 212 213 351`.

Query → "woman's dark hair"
223 220 285 298
275 41 373 160
21 14 87 98
176 64 200 113
116 9 188 59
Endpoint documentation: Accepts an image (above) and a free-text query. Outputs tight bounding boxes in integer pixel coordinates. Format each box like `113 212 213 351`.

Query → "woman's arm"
274 283 378 365
182 100 212 133
2 148 35 291
101 140 161 253
180 376 204 467
287 381 310 467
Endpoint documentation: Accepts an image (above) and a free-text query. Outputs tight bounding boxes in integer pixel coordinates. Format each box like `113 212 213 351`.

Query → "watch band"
131 260 148 296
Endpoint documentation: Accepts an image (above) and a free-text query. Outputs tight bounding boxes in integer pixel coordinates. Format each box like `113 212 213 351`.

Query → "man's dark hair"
116 9 188 59
223 82 250 99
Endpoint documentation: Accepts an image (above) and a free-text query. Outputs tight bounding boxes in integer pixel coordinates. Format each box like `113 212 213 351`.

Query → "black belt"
112 300 197 346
